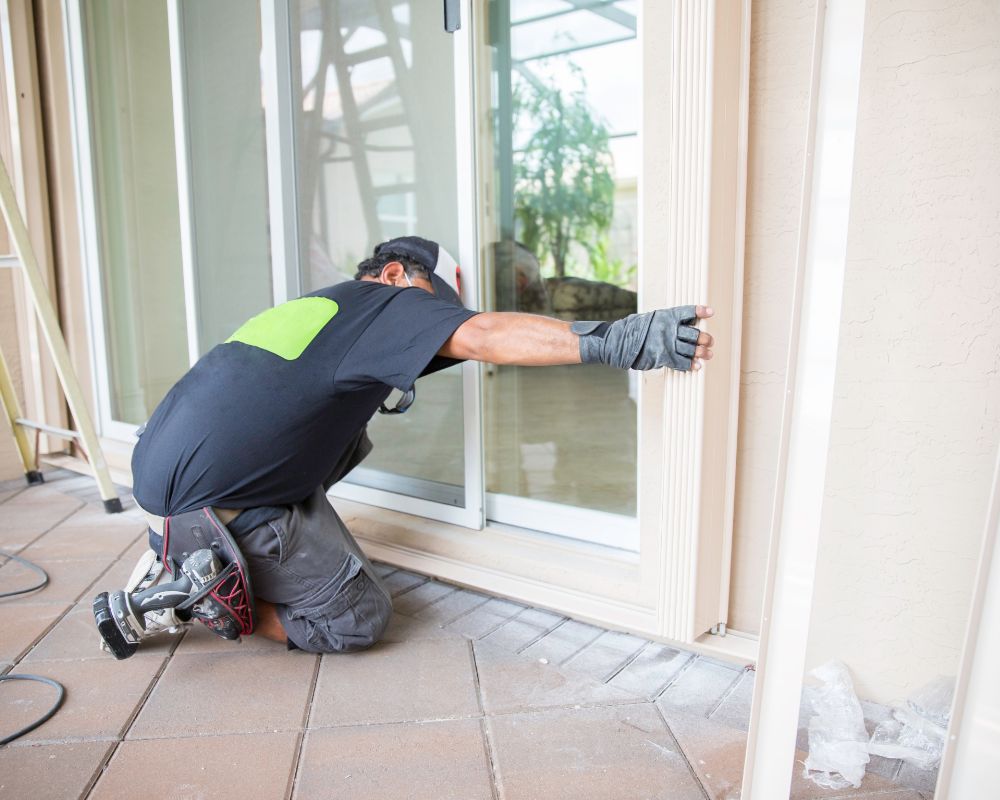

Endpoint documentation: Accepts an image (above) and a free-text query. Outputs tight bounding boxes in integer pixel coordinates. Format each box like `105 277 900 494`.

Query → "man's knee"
283 565 392 654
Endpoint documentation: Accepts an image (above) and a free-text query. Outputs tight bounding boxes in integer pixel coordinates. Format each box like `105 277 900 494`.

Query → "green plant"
512 72 615 279
589 235 636 287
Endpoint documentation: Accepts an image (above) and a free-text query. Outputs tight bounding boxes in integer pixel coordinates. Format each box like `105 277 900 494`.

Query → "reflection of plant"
512 72 615 278
589 235 637 287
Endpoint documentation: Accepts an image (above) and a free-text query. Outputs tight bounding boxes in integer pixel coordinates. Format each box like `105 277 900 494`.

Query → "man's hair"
354 250 431 281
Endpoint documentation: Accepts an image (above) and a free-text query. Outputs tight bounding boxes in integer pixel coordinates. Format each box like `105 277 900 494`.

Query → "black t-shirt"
131 280 477 516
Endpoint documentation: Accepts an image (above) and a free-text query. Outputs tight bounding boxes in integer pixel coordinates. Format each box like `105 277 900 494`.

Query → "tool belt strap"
137 504 241 536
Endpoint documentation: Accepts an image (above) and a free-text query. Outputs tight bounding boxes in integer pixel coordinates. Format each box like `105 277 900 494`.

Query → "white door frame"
62 0 144 444
740 0 867 796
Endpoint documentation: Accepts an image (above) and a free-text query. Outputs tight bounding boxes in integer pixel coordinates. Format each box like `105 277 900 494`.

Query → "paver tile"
657 656 742 717
0 558 112 606
609 643 693 699
666 711 904 800
382 569 428 597
0 487 83 538
172 620 288 655
0 740 113 800
445 596 525 639
392 579 458 615
371 561 397 578
128 651 316 739
563 629 647 683
20 514 144 561
23 604 177 662
707 668 755 732
480 607 564 653
91 732 299 799
381 611 464 643
895 761 939 795
1 656 165 742
0 602 67 663
488 702 704 800
85 551 153 600
473 640 638 715
413 587 491 625
310 638 480 727
519 618 604 665
295 718 493 800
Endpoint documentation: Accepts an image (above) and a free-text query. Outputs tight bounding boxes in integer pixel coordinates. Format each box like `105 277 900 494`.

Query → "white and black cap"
374 236 463 307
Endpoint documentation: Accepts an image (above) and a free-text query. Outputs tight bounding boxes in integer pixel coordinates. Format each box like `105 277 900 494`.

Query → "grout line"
475 605 530 641
479 717 502 800
468 640 485 716
3 499 130 669
83 636 183 799
467 640 500 800
705 667 748 720
0 486 27 504
388 574 431 599
400 585 461 615
513 615 569 655
653 703 712 800
436 594 493 627
417 585 469 613
601 640 650 684
2 500 86 558
287 653 324 800
556 625 606 667
653 654 698 700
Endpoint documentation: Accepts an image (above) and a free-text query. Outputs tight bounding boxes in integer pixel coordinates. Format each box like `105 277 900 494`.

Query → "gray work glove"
571 306 701 372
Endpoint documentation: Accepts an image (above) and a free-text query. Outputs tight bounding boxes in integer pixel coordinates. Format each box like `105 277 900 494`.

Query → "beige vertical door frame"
0 0 69 455
936 444 1000 798
741 0 867 797
640 0 750 642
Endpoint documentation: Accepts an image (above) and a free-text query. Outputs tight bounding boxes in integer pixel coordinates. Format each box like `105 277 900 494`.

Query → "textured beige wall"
804 0 1000 703
728 0 816 634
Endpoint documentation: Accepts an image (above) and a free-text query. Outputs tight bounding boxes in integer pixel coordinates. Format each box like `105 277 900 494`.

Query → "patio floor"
1 470 935 799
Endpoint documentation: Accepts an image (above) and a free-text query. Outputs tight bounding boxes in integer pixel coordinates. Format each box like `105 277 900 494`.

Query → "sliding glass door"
478 0 640 548
72 0 275 440
71 0 639 548
286 0 483 527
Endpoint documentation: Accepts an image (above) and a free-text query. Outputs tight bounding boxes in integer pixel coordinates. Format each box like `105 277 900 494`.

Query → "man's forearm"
440 312 581 366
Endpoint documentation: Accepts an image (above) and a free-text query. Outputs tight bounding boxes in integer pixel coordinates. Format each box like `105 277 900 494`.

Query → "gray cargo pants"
232 430 392 653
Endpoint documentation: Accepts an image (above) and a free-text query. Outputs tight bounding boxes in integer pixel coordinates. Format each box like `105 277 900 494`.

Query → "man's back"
131 279 475 516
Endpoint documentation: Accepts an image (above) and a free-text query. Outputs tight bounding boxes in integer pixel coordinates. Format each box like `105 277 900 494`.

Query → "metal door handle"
444 0 460 32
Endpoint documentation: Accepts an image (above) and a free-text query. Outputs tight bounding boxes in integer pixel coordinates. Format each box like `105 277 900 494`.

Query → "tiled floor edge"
287 652 324 800
654 703 713 800
468 640 502 800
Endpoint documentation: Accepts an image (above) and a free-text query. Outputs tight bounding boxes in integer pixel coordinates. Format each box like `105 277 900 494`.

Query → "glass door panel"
292 0 467 506
82 0 189 425
480 0 639 546
175 1 275 353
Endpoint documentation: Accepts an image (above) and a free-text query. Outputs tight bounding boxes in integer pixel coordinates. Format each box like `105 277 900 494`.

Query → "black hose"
0 674 66 745
0 549 49 597
0 550 66 744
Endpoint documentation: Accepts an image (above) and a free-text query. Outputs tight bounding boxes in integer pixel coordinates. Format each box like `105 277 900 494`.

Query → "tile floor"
0 470 937 799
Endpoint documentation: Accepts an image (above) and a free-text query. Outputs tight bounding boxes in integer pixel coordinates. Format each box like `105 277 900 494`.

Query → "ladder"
0 154 122 513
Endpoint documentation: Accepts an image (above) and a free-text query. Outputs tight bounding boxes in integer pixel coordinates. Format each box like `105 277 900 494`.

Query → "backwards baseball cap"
373 236 463 307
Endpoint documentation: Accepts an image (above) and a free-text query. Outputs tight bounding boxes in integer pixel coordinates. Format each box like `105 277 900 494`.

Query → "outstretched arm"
440 306 715 371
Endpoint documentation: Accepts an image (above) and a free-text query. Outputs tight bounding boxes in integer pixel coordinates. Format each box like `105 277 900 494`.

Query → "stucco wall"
728 0 816 634
804 0 1000 703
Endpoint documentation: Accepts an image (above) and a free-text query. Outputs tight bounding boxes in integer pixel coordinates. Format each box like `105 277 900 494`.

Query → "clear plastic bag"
803 661 870 789
868 676 953 770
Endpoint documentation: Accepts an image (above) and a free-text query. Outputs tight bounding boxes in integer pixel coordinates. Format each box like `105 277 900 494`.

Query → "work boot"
98 549 190 653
